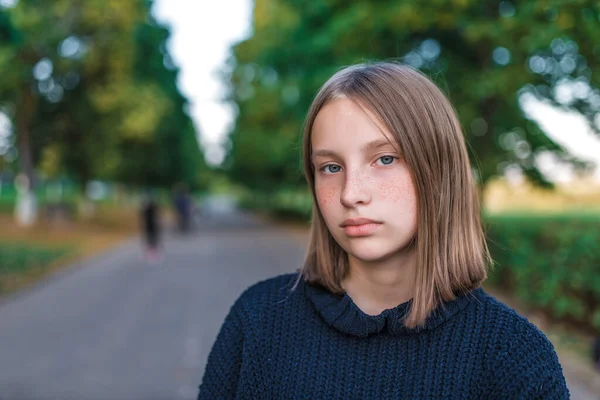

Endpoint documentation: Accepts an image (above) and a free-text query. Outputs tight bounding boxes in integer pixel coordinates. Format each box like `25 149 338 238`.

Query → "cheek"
316 184 339 209
378 178 418 214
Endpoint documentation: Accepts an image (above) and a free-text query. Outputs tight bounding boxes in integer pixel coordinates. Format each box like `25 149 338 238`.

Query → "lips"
340 217 381 227
339 218 382 237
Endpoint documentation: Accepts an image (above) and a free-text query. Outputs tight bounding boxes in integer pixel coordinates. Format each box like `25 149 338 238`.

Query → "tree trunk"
16 88 37 188
14 87 38 226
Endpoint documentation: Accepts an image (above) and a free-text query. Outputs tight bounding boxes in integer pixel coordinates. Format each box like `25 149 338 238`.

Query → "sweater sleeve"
524 371 570 400
197 297 245 400
494 362 570 400
489 323 570 399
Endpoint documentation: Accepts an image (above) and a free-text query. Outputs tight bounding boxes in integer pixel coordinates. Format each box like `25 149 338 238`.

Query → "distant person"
593 336 600 371
140 192 161 262
197 62 569 399
171 183 192 233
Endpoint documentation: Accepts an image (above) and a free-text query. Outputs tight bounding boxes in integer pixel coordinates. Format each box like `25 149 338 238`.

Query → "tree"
115 15 206 189
224 0 600 192
0 0 145 186
0 0 207 193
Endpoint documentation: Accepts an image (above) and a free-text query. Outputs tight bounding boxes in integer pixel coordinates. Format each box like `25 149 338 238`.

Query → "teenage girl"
198 62 569 399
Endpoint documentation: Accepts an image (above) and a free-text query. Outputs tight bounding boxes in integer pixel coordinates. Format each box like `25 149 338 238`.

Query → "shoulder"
473 289 569 397
230 272 302 319
475 290 558 355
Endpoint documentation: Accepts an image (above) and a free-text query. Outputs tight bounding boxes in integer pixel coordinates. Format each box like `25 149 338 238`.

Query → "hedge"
485 213 600 331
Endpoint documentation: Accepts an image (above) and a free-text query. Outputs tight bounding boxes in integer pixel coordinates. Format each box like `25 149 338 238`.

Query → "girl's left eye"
376 156 397 166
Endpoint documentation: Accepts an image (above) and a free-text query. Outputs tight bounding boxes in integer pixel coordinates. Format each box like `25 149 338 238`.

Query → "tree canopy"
224 0 600 191
0 0 207 190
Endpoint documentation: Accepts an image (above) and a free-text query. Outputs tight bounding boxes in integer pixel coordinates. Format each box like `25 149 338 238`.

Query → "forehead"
311 97 395 150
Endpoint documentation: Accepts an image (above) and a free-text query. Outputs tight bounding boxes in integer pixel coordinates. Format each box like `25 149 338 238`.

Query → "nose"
340 169 372 207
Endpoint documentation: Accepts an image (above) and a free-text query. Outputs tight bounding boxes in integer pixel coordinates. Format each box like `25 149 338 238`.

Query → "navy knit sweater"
198 273 569 399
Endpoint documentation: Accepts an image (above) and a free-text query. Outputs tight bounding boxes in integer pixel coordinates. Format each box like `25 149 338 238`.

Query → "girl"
197 62 569 399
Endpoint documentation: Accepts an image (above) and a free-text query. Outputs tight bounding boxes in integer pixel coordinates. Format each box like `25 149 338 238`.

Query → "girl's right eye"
322 164 342 174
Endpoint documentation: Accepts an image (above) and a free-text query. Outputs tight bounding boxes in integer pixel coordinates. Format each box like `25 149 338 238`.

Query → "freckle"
317 186 338 206
379 180 411 204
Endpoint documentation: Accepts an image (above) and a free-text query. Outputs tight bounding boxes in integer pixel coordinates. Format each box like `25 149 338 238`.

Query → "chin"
344 242 394 263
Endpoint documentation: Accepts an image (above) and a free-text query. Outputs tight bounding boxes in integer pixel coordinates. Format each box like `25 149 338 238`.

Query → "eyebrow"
311 139 396 161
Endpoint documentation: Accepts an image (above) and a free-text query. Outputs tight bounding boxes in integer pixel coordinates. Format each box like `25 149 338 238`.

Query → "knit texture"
198 273 569 399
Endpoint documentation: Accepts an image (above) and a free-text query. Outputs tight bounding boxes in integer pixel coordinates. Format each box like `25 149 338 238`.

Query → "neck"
342 249 416 316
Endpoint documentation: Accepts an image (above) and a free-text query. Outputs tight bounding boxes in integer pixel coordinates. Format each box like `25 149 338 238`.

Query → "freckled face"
311 97 418 263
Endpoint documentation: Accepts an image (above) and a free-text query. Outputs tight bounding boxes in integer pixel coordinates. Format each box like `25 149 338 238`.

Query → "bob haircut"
300 61 492 328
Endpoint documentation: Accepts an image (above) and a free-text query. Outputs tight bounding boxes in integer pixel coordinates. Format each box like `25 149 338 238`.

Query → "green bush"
239 189 312 222
0 185 80 216
0 197 14 214
485 213 600 332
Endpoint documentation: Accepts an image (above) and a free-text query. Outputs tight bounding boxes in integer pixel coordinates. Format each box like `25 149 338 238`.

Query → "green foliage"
0 242 70 275
0 196 78 217
111 18 207 189
0 0 208 190
486 213 600 332
224 0 600 192
239 187 312 221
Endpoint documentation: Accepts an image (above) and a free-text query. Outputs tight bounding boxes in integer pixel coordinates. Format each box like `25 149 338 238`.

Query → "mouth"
339 218 382 237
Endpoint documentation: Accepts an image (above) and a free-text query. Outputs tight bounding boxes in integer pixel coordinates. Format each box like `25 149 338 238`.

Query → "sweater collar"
304 280 482 338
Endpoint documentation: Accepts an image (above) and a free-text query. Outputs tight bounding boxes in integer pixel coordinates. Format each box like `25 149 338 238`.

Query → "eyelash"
319 155 398 174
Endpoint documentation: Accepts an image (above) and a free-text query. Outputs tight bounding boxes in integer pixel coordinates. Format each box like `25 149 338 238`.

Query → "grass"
0 205 139 297
0 243 71 274
0 242 73 295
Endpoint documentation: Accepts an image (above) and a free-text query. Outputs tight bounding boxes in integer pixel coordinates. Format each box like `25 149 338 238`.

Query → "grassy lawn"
0 242 72 295
0 243 71 275
0 205 139 297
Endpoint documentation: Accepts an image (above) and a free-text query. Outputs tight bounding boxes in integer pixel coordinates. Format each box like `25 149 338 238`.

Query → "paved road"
0 206 305 400
0 200 597 399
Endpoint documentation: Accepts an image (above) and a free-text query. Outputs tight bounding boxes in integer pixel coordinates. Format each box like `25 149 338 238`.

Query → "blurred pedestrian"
140 191 162 262
593 336 600 371
171 183 192 234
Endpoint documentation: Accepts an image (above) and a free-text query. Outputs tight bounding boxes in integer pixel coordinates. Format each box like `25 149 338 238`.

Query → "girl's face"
311 97 418 264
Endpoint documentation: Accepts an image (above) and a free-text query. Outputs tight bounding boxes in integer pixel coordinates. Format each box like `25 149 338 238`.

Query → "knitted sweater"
197 273 569 399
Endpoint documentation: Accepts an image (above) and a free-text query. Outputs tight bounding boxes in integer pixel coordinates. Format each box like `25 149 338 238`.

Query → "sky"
151 0 600 181
152 0 253 165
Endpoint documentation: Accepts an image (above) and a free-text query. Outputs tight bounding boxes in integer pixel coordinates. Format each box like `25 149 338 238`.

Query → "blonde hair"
300 61 492 328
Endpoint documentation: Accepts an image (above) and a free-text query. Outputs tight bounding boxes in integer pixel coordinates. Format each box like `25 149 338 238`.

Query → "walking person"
140 191 162 263
197 62 569 399
172 183 192 234
593 335 600 371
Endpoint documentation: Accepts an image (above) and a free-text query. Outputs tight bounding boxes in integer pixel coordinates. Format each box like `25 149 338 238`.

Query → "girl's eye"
322 164 342 174
376 156 397 166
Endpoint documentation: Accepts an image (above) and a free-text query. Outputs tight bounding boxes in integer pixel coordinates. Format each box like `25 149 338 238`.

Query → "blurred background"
1 0 600 399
